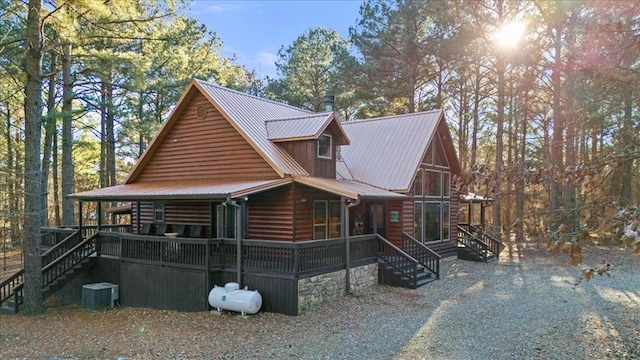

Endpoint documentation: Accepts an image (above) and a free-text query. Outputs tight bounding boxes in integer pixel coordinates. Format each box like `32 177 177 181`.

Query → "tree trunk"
5 104 19 245
41 50 57 227
493 56 505 240
619 89 634 205
61 42 74 226
23 0 45 315
550 23 564 236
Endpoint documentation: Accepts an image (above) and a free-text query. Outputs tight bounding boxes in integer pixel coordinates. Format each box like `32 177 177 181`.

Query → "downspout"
225 195 243 285
344 196 360 295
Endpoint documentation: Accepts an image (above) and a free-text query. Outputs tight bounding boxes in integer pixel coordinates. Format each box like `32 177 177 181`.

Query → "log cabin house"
1 80 501 316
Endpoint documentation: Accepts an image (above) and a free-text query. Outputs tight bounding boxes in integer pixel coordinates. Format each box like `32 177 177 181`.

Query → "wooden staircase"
377 234 439 289
456 225 502 262
0 231 98 314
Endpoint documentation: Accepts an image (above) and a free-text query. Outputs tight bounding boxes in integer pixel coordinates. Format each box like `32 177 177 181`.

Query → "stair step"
0 306 18 315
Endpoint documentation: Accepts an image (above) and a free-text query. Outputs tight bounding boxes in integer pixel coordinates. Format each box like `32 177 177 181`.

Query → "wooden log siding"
133 201 213 237
385 200 404 247
136 92 278 182
248 185 294 241
292 184 341 241
402 199 414 235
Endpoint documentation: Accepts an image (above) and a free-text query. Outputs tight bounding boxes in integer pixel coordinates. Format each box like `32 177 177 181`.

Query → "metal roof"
461 192 493 203
266 113 333 141
69 179 292 201
340 111 442 192
294 177 406 200
335 161 354 181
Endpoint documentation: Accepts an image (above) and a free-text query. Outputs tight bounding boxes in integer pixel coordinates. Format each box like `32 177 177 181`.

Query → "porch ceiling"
294 177 407 200
68 178 292 201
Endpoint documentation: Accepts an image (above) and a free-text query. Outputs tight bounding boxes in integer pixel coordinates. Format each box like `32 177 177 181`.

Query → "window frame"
153 202 165 223
313 200 328 240
317 134 332 160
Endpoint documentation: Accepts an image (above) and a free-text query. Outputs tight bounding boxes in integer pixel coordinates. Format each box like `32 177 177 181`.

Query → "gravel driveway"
1 245 638 359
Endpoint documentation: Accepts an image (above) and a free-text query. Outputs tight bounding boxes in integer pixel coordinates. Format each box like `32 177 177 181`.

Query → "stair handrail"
41 230 82 267
401 232 440 279
0 269 24 311
42 233 98 289
376 234 419 286
468 225 502 259
457 226 490 261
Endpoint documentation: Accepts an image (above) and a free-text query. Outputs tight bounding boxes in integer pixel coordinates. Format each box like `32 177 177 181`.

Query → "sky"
189 1 364 79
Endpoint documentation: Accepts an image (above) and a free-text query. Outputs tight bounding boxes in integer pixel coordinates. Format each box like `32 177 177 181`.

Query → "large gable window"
317 134 332 159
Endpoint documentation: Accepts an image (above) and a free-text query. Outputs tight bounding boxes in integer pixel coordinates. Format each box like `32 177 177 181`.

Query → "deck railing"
95 232 378 277
401 232 441 279
377 234 419 286
0 270 24 313
458 223 502 259
42 233 98 290
41 227 76 247
41 230 82 267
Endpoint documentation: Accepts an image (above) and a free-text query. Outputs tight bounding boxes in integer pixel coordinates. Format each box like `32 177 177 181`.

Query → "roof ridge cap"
195 78 313 114
343 110 442 125
265 112 332 123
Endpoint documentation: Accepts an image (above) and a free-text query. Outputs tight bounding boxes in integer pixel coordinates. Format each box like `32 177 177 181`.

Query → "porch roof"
294 177 406 200
461 192 493 203
69 179 292 201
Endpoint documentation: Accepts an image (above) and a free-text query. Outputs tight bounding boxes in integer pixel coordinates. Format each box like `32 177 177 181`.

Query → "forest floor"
0 242 638 359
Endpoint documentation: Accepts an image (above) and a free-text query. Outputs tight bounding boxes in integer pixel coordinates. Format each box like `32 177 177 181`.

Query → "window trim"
317 134 332 160
153 202 165 223
313 200 328 240
425 170 442 198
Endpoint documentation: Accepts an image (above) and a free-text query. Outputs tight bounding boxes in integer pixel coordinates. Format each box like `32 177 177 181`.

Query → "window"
442 202 450 241
414 202 423 242
424 202 441 242
313 200 327 239
413 169 423 196
153 202 165 223
317 134 332 159
423 144 433 164
329 201 341 238
425 170 442 197
443 172 451 197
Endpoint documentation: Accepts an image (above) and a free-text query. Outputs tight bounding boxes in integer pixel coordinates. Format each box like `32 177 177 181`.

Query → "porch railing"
41 227 76 247
401 232 441 279
95 232 378 277
458 223 502 259
377 234 419 286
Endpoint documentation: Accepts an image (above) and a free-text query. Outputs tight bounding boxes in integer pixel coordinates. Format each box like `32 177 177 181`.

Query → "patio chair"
140 223 152 235
189 225 203 238
155 223 167 236
174 224 187 237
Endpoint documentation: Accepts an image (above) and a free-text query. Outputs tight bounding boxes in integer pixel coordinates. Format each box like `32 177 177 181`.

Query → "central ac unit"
82 282 119 310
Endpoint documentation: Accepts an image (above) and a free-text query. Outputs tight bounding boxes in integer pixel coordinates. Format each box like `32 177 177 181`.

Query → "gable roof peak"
194 79 313 114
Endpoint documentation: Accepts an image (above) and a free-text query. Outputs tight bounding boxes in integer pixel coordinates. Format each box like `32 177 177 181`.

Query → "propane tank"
208 282 262 315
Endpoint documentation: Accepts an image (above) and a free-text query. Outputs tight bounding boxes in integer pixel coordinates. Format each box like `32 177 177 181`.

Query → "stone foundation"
297 263 378 315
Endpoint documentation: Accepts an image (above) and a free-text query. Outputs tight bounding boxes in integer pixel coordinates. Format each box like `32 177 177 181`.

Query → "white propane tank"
208 282 262 315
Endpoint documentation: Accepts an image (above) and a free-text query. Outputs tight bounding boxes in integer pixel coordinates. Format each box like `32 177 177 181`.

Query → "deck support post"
344 197 360 295
225 196 243 286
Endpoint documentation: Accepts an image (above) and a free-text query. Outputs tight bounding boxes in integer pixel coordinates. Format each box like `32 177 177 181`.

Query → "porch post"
344 197 361 295
78 200 83 236
96 201 102 231
235 204 242 285
343 197 350 295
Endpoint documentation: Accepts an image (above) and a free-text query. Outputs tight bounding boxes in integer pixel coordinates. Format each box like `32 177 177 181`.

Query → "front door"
365 202 386 237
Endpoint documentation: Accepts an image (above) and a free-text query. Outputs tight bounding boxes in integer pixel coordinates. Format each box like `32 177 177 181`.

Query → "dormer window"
317 134 332 159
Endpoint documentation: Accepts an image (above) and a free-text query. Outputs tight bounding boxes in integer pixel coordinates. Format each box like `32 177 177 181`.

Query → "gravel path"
1 245 638 359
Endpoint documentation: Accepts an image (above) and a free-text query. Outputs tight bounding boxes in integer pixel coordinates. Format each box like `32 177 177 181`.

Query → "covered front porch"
45 177 429 315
